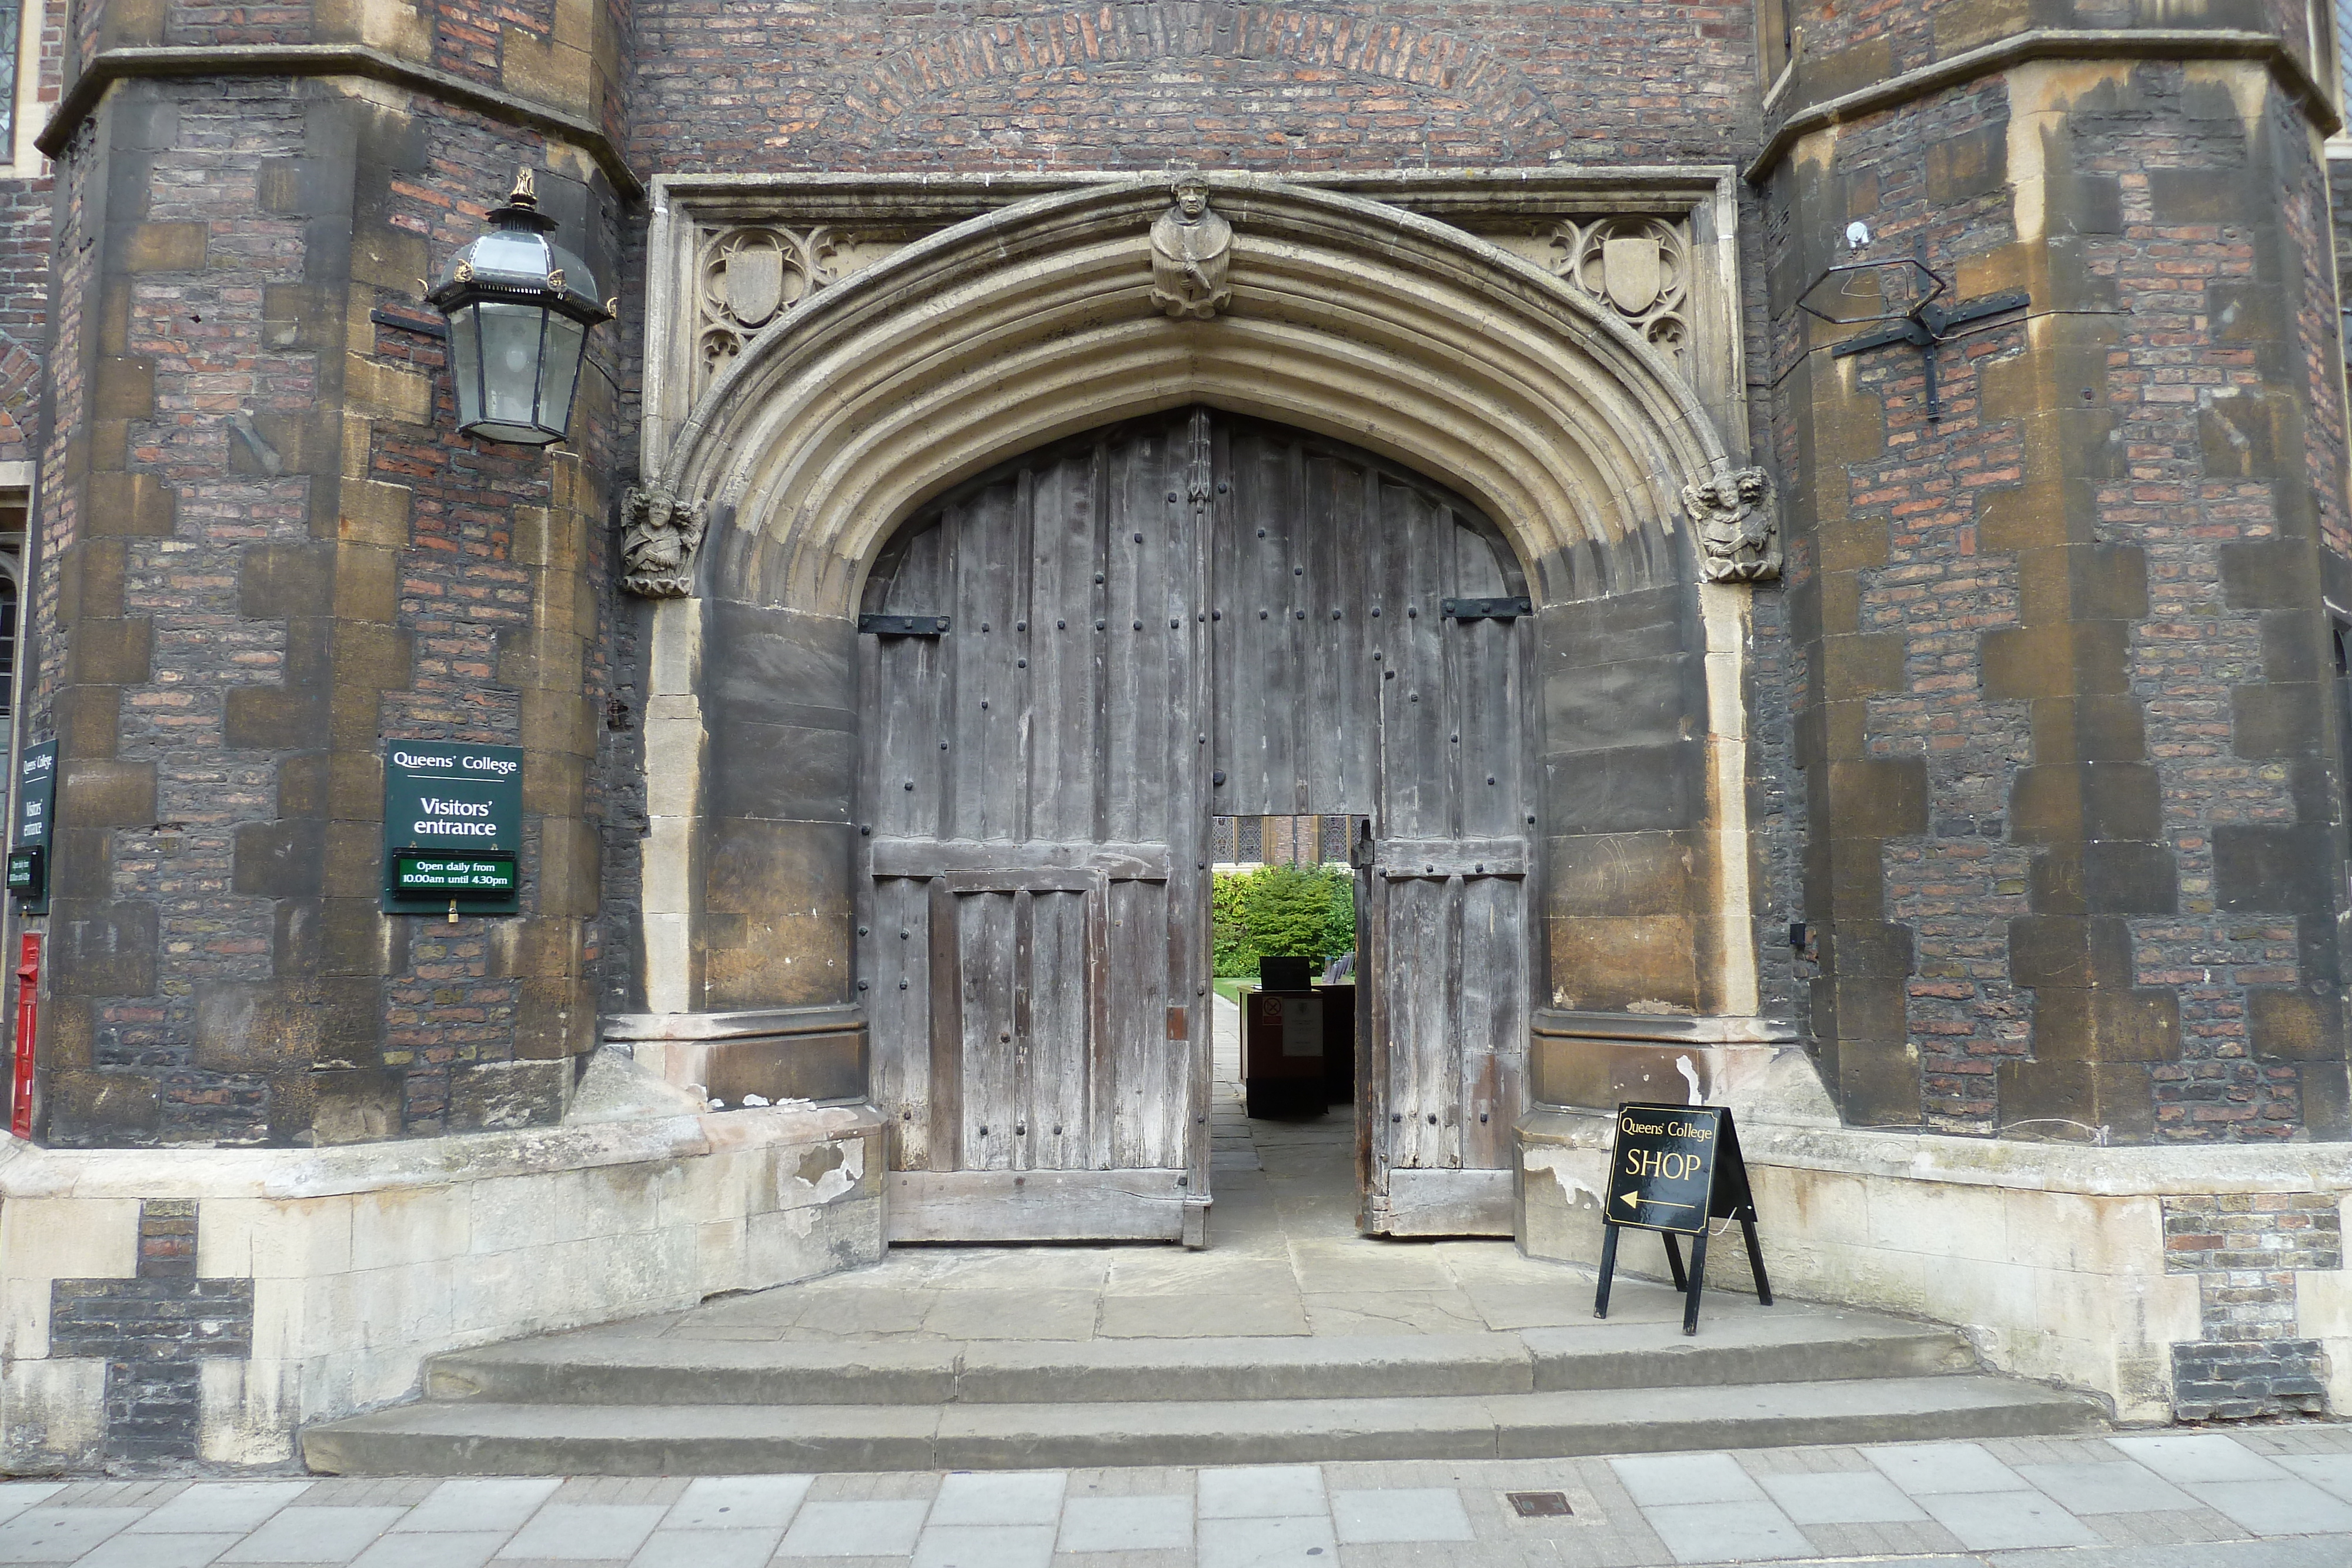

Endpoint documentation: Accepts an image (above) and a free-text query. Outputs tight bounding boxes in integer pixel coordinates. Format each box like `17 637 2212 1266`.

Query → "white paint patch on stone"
1674 1054 1703 1105
1521 1145 1606 1211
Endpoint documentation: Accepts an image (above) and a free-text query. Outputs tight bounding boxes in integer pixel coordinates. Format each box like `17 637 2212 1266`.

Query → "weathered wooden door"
858 414 1212 1243
1209 418 1534 1237
859 409 1530 1243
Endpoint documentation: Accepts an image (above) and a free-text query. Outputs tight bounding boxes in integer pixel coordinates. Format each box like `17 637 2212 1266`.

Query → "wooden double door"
857 409 1533 1243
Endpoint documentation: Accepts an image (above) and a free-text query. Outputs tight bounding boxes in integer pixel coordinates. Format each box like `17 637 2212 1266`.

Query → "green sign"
382 740 522 914
12 740 54 912
390 850 517 896
5 848 42 900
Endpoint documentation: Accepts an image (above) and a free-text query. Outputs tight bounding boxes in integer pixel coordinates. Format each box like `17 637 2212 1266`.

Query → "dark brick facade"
1766 45 2351 1144
26 52 620 1144
2 0 2343 1175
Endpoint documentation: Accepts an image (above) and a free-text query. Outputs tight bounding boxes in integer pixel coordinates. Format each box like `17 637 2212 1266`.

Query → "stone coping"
602 1005 864 1042
0 1102 881 1203
1521 1106 2352 1196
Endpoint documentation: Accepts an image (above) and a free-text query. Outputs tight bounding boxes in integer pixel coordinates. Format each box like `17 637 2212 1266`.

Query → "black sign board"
382 741 522 915
11 741 54 912
1593 1101 1773 1335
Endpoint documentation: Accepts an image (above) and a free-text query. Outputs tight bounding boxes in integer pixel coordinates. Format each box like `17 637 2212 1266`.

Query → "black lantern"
427 169 612 447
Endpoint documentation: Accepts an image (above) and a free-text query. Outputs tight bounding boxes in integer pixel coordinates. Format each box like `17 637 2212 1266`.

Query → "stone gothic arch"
629 175 1766 1134
652 177 1736 611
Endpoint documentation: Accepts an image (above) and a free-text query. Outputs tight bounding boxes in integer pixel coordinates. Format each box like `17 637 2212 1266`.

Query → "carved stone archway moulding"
627 171 1772 1024
638 168 1761 610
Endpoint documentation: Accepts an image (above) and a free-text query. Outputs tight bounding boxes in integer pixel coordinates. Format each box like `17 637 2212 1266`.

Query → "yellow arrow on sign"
1618 1191 1638 1209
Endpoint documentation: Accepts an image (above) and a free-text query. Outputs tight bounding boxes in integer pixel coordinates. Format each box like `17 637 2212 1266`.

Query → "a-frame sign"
1592 1102 1773 1335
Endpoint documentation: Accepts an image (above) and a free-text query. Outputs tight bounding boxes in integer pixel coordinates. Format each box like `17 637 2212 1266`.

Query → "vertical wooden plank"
1354 861 1381 1203
948 496 991 844
1278 436 1309 814
896 877 936 1169
1210 419 1241 820
1461 872 1526 1171
927 877 963 1173
1088 873 1120 1169
1010 887 1034 1170
1172 410 1214 1201
1034 450 1098 845
961 890 1020 1172
1026 888 1087 1169
1453 517 1517 841
1103 430 1151 842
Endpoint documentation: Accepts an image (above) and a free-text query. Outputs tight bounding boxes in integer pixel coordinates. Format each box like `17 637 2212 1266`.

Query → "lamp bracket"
1796 254 2030 422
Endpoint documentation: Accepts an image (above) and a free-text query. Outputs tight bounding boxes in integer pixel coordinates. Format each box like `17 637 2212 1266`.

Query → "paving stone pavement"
5 1430 2352 1566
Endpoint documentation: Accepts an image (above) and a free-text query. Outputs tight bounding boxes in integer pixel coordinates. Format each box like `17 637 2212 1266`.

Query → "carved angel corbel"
620 483 707 598
1682 467 1779 584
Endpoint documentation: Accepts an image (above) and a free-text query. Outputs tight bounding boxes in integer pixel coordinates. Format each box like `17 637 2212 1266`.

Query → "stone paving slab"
11 1429 2352 1566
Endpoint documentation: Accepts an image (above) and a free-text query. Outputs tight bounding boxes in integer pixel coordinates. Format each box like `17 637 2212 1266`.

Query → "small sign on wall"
382 741 522 916
9 741 55 913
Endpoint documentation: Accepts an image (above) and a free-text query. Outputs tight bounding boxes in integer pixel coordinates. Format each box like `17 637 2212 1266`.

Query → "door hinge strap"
1441 596 1531 621
860 614 951 636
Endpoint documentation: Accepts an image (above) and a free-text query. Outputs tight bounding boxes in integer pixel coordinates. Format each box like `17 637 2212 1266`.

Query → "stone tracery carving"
1552 216 1690 373
1682 467 1779 584
1150 173 1232 319
620 484 708 598
696 226 839 381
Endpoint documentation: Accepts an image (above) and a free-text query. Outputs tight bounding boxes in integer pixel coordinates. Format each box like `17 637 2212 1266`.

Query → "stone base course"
1518 1058 2352 1425
0 1096 884 1468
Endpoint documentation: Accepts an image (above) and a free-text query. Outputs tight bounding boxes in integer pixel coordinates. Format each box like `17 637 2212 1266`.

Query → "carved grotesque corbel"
620 484 707 598
1682 467 1779 584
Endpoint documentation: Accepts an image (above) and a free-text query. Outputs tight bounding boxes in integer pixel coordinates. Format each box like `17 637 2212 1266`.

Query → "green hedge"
1212 864 1356 978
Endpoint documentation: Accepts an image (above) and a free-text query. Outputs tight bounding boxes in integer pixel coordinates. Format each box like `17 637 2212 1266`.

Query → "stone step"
302 1375 2104 1475
417 1312 1976 1407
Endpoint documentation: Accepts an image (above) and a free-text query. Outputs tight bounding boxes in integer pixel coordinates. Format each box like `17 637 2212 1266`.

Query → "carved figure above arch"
1149 174 1231 319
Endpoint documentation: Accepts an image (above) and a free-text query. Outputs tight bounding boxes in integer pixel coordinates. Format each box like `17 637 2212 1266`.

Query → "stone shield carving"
620 485 709 598
1682 467 1779 583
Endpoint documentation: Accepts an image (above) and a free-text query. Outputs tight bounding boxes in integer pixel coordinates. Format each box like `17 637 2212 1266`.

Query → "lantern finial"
509 167 537 208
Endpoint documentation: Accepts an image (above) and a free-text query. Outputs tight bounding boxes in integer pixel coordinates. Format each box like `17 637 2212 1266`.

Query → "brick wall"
1769 56 2351 1142
623 1 1760 175
28 72 619 1146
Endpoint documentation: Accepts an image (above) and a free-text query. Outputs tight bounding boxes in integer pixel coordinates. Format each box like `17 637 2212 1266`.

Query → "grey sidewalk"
6 1427 2351 1568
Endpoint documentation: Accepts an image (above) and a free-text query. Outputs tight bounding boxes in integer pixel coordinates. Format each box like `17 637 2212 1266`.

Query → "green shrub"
1211 864 1357 977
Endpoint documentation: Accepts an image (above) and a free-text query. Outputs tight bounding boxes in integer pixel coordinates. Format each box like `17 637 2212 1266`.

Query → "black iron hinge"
859 614 951 636
1441 596 1531 621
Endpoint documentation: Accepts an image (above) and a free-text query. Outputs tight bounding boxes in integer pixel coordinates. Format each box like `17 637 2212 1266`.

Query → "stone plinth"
1518 1073 2352 1424
0 1096 885 1468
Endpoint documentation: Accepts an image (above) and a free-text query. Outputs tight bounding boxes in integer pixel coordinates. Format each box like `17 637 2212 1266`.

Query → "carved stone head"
1174 173 1209 219
620 484 708 598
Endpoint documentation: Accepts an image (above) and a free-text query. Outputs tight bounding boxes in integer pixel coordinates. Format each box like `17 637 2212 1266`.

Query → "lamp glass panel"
477 302 548 430
540 315 586 436
447 302 485 430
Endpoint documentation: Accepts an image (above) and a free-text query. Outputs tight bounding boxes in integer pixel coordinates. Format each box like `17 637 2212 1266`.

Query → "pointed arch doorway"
858 407 1534 1246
